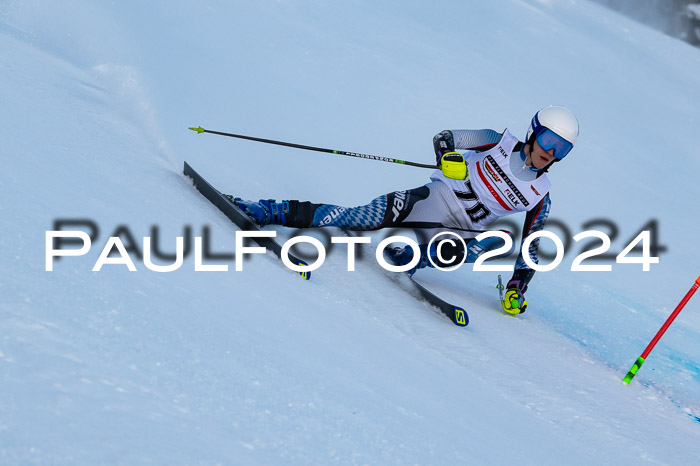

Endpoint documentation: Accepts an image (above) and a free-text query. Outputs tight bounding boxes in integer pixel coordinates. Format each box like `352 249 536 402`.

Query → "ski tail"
183 161 310 280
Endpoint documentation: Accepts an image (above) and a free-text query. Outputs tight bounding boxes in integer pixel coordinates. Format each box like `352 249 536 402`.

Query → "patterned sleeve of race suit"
508 194 552 293
432 129 503 164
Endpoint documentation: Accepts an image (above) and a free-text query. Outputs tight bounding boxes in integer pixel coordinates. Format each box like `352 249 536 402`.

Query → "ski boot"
384 243 436 276
230 198 289 227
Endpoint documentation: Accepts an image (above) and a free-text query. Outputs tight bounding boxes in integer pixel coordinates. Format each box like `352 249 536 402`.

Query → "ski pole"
623 274 700 384
188 126 438 170
496 275 505 301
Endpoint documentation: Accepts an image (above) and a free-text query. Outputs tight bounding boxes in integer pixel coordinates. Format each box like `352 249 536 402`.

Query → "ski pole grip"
623 356 645 384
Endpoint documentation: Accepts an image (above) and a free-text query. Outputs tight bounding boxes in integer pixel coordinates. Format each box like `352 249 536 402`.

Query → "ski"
407 276 469 327
343 230 468 327
183 161 310 280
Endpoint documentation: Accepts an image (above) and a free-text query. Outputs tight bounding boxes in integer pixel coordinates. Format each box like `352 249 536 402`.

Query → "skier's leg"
385 234 504 274
232 197 388 229
233 185 433 230
464 235 505 263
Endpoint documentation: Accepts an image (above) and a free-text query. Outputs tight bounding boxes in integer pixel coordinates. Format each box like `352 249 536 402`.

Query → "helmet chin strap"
540 160 556 172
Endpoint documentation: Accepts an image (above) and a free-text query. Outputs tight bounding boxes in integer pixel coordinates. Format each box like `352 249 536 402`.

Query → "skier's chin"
534 155 553 170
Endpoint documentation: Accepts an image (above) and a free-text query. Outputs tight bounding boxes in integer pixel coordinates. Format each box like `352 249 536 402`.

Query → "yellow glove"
501 288 528 315
440 152 468 180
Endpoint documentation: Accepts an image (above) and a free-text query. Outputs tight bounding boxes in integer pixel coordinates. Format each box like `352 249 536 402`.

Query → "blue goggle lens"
535 129 573 160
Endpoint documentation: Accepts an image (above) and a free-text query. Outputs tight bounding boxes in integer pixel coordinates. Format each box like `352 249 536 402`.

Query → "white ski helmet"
526 105 579 160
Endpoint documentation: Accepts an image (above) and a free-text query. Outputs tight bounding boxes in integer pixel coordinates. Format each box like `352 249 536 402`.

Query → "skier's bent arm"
433 129 503 164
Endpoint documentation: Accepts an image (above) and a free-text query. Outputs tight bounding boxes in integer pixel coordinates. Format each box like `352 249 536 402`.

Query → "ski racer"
233 106 579 315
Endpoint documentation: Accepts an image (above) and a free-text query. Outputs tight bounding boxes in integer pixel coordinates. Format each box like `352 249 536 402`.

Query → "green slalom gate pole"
623 274 700 384
189 126 439 170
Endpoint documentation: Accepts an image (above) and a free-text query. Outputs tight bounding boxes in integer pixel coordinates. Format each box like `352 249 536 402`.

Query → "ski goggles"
535 129 573 160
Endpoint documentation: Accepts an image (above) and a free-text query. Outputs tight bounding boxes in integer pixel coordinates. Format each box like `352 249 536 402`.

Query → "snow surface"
2 0 700 464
